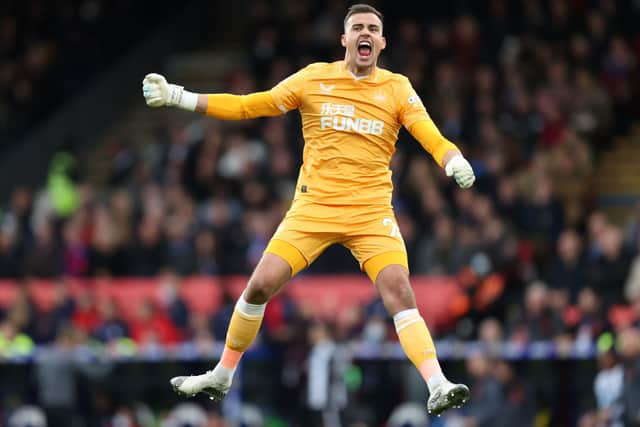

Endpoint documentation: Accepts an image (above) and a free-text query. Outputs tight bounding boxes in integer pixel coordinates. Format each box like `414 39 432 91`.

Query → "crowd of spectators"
1 0 640 426
0 0 181 142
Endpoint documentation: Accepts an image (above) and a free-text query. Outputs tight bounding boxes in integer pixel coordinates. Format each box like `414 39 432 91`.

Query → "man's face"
341 12 386 69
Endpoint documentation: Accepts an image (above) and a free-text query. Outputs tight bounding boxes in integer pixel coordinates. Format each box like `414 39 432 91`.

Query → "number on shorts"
382 217 401 238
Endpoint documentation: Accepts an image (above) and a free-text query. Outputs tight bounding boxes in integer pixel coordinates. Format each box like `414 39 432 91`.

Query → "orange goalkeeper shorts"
265 199 408 282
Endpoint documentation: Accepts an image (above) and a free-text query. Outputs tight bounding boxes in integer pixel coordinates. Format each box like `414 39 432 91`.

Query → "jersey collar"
341 60 378 82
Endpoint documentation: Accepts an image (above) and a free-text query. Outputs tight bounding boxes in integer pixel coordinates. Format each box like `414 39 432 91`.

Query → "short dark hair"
344 4 384 30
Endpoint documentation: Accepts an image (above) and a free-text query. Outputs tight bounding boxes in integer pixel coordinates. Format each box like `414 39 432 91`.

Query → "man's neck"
344 60 376 79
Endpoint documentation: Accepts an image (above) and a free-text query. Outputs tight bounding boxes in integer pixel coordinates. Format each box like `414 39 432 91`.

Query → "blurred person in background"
586 224 633 306
7 405 47 427
162 402 208 427
305 321 349 427
193 227 220 275
544 229 585 302
144 3 475 415
157 268 190 332
0 218 22 278
494 360 536 427
455 351 502 427
71 289 100 335
31 279 75 344
476 317 504 356
125 215 166 276
93 299 129 344
617 326 640 426
570 287 610 344
626 253 640 308
386 402 428 427
508 280 564 343
413 213 459 275
129 298 181 347
35 325 79 426
0 318 34 359
593 348 624 427
623 201 640 254
21 217 62 278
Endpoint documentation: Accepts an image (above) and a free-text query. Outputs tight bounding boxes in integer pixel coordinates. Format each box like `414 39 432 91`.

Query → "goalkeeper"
142 3 474 416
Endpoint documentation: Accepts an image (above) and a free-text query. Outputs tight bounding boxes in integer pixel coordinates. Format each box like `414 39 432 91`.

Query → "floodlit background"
0 0 639 426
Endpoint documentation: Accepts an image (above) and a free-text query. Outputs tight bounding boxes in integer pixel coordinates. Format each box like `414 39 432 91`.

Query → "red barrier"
0 275 461 329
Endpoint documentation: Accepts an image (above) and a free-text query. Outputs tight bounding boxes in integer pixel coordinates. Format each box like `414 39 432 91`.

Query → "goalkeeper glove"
445 154 475 189
142 73 198 111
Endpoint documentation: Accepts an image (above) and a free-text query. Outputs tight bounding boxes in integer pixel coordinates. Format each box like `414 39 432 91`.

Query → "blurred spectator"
593 349 624 427
71 289 100 335
586 225 633 306
61 214 89 277
193 228 220 275
129 299 181 346
0 219 22 278
617 327 640 426
544 229 585 301
7 405 47 427
30 279 75 343
569 287 610 344
386 402 428 427
35 325 78 426
413 214 458 274
508 281 564 343
22 217 62 277
93 299 129 343
477 317 504 356
89 204 125 276
518 176 564 251
626 255 640 303
7 282 37 335
305 321 349 427
186 311 216 356
125 215 166 276
623 202 640 254
570 68 612 142
494 360 536 427
162 402 207 427
459 352 503 427
210 289 236 342
0 318 34 359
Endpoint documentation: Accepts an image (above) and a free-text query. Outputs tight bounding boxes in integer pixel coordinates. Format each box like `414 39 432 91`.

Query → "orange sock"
219 347 243 370
393 308 447 391
220 292 266 370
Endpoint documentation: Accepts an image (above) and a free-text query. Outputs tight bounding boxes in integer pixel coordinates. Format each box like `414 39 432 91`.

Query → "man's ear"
380 36 387 51
341 34 347 47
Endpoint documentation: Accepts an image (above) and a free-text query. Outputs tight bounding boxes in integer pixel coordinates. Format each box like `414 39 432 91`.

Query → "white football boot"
427 381 470 416
170 365 233 402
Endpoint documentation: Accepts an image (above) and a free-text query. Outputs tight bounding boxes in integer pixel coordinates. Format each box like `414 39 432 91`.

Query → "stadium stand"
0 0 639 426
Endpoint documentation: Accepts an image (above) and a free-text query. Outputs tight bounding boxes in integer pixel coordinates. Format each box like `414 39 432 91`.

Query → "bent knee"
245 277 278 303
377 264 410 289
245 254 291 304
376 265 414 312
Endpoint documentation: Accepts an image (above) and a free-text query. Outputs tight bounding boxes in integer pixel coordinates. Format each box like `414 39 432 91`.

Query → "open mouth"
357 40 372 58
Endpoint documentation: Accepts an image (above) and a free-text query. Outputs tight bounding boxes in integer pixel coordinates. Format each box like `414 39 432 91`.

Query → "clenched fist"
445 155 475 189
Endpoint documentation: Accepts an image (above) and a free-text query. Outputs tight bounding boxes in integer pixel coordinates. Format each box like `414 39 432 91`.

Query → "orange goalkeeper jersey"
270 61 431 206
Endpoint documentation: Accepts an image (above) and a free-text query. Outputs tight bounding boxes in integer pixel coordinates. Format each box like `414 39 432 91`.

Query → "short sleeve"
269 67 310 113
397 76 430 128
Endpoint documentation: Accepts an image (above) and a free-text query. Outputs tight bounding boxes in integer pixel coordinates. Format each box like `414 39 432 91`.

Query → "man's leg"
372 263 470 415
170 252 294 400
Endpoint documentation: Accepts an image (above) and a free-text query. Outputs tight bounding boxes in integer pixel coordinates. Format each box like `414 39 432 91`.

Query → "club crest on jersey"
319 102 384 136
